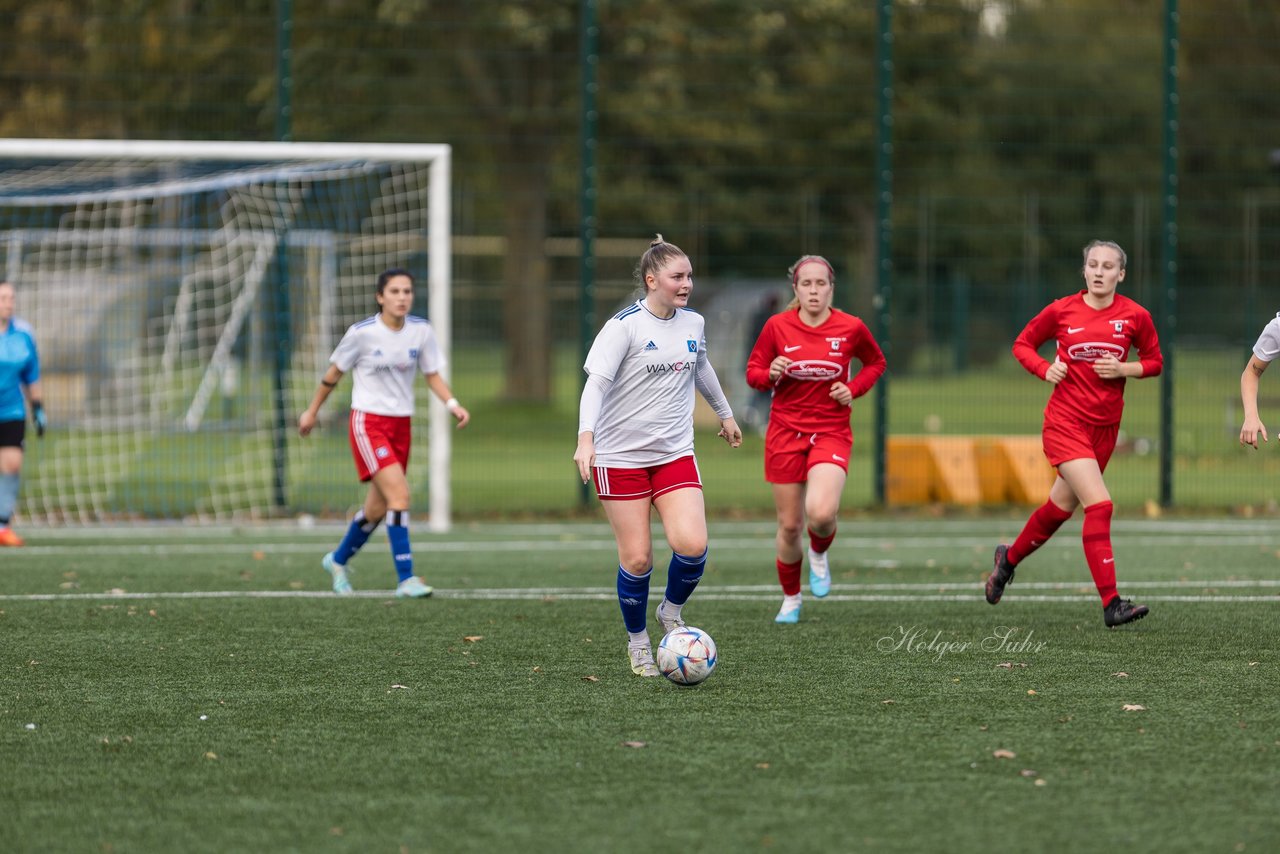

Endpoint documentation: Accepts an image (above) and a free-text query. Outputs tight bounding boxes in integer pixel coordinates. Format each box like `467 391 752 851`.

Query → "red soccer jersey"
746 308 886 434
1012 291 1162 427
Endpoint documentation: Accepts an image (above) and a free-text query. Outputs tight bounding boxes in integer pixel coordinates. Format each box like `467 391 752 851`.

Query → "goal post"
0 139 454 530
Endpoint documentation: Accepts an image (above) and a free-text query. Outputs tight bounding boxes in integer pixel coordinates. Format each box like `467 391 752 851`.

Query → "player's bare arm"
1240 355 1270 448
298 365 346 436
425 372 470 428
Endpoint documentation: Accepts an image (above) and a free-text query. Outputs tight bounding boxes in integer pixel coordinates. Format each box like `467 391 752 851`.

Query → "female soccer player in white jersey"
745 255 886 624
986 241 1162 627
298 268 470 598
574 235 742 677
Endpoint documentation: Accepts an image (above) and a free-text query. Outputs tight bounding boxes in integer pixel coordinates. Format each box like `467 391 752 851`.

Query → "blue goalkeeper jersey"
0 318 40 422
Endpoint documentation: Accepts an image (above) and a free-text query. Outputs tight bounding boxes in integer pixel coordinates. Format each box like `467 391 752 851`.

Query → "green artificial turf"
1 519 1276 852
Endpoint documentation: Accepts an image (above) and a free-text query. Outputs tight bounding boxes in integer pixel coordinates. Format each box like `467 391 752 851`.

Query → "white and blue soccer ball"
656 626 718 686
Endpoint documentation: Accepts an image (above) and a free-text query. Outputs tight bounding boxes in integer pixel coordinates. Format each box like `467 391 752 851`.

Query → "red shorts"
349 410 412 482
593 456 702 502
764 424 853 484
1042 415 1119 471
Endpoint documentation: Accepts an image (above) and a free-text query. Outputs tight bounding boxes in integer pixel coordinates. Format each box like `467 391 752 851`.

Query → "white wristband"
445 397 459 411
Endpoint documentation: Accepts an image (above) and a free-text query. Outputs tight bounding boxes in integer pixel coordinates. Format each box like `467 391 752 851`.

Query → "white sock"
658 598 683 619
628 630 650 647
781 593 802 611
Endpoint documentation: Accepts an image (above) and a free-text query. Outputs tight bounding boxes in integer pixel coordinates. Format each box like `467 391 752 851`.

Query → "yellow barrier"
886 435 1055 506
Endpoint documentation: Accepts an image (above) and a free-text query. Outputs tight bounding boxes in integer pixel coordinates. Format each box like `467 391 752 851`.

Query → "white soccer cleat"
655 599 686 635
395 576 433 598
808 547 831 598
627 640 660 677
775 597 802 624
322 552 353 595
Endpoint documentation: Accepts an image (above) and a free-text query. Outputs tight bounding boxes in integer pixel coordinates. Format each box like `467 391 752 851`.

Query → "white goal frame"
0 138 455 531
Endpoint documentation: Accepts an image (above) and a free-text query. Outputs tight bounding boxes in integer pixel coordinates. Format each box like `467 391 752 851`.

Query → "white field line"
22 518 1280 539
12 532 1280 557
1 586 1276 604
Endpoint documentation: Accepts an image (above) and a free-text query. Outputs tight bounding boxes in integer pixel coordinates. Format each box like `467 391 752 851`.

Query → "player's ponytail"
634 234 688 296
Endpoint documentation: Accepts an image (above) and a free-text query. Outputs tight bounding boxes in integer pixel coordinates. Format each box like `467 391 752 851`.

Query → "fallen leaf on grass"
1112 672 1129 678
1248 662 1258 667
881 699 895 705
1122 704 1147 712
996 662 1027 670
1026 690 1037 696
108 588 127 595
581 675 599 682
755 763 770 770
1020 769 1037 777
252 550 266 561
203 752 219 760
463 636 484 643
390 684 410 690
1034 778 1047 787
621 741 647 749
288 581 304 590
532 666 542 673
992 749 1017 759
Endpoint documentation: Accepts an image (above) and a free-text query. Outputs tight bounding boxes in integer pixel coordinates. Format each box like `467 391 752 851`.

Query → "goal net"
0 139 453 529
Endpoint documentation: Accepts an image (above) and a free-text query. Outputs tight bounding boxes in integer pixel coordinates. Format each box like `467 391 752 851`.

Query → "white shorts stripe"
352 410 378 472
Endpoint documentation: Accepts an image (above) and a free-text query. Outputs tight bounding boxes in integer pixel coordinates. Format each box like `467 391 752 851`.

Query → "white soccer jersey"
329 314 444 416
584 300 723 467
1253 313 1280 363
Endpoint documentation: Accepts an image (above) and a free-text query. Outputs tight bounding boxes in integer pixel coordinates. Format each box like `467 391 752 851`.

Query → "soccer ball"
656 626 718 686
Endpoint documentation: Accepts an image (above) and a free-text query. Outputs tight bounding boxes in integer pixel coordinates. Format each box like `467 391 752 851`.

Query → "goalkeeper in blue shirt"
0 282 45 546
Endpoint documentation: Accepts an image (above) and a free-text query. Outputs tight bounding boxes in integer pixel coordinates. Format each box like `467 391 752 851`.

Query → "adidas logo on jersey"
643 341 659 351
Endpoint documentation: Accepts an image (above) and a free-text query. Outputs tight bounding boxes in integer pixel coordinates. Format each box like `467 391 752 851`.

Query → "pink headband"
792 257 835 285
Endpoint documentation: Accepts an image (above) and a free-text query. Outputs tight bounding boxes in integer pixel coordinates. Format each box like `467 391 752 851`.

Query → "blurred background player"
0 281 45 547
987 240 1162 627
574 235 742 677
299 268 469 597
1239 312 1280 448
745 255 886 624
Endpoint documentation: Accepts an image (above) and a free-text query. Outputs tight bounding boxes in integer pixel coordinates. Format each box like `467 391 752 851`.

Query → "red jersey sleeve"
1133 310 1163 378
745 315 781 392
845 320 886 398
1012 303 1058 381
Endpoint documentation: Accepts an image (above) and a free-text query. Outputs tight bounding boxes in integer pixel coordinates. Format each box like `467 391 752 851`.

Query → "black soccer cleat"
1103 596 1150 627
985 544 1015 605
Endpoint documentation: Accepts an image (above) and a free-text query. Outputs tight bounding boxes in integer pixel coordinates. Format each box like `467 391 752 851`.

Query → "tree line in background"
0 0 1277 402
